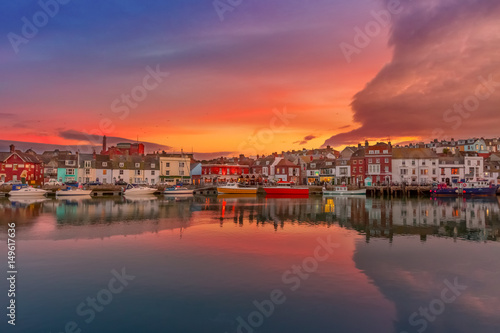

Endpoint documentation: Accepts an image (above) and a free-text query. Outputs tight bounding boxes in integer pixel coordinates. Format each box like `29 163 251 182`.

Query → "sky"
1 0 499 156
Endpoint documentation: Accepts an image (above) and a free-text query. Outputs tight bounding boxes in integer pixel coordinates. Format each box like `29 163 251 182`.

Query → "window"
179 162 185 168
385 158 389 163
421 169 428 175
103 170 107 175
353 167 357 173
67 169 75 175
102 162 108 167
65 160 75 166
151 163 155 168
85 169 91 175
135 163 140 168
353 160 357 165
180 171 185 176
166 162 170 167
412 160 416 166
165 171 170 175
359 167 363 173
119 163 124 168
135 170 141 176
376 159 380 163
119 170 124 175
13 164 18 171
85 161 91 168
451 168 459 175
151 170 155 176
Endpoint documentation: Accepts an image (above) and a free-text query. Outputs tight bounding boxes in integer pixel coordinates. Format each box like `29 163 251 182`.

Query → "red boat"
264 181 309 196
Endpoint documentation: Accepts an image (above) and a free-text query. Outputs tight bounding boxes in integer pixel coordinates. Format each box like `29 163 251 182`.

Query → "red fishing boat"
264 181 309 196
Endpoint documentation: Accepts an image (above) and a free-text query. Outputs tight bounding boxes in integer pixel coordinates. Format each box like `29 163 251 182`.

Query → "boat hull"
217 187 257 195
264 188 309 196
56 190 92 197
164 189 194 195
463 187 498 196
9 190 47 197
124 189 157 196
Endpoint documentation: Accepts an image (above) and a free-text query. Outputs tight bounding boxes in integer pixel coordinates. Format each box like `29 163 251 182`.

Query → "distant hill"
0 139 233 160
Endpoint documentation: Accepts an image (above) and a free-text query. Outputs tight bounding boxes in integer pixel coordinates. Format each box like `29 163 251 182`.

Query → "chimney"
9 144 15 153
358 143 362 149
365 140 369 148
102 135 107 153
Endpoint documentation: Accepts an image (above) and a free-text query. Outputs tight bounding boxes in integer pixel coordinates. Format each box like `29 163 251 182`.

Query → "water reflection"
1 195 499 242
1 195 499 333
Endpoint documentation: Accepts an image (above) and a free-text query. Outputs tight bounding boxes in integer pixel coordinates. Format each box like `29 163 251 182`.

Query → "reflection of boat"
9 184 47 197
124 184 157 196
9 197 49 205
217 183 258 195
217 193 257 199
164 186 194 195
56 187 92 197
323 186 366 196
164 195 193 202
264 181 309 196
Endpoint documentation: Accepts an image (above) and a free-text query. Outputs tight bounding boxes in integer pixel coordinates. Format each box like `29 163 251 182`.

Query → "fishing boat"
461 180 498 196
323 186 366 196
123 184 157 196
217 183 257 195
432 180 498 197
264 181 309 196
56 187 92 197
8 184 47 197
164 185 194 195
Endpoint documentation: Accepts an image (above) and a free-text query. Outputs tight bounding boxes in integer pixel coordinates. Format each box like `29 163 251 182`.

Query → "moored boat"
124 184 157 196
264 181 309 196
323 186 366 196
217 183 257 195
432 180 498 197
8 184 47 197
164 186 194 195
56 187 92 197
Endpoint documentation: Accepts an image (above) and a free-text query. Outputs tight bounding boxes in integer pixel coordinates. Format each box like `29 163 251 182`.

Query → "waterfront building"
366 142 393 185
57 153 79 183
274 158 301 183
95 154 112 184
201 164 250 184
158 154 191 185
392 148 439 185
78 153 97 184
0 145 44 185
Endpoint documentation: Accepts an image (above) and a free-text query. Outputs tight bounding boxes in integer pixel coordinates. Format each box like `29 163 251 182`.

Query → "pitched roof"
276 158 298 167
392 148 438 159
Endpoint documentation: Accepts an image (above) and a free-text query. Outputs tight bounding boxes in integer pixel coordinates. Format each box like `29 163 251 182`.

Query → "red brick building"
0 145 44 185
274 159 301 183
350 148 366 185
366 142 393 185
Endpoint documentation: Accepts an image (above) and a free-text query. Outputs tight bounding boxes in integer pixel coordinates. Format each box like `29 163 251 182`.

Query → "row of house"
2 135 500 187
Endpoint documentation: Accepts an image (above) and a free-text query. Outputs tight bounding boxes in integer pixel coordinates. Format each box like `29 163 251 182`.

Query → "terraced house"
0 145 44 185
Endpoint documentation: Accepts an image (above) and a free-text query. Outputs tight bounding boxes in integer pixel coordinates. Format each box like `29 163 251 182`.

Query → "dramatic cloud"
294 135 317 145
324 0 500 147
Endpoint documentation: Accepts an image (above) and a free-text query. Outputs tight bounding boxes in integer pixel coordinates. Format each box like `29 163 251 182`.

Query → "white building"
392 148 439 185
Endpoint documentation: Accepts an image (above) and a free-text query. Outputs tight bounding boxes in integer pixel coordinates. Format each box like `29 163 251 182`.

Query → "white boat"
217 183 258 195
323 186 366 196
56 187 92 197
9 184 47 197
124 184 157 196
164 186 194 195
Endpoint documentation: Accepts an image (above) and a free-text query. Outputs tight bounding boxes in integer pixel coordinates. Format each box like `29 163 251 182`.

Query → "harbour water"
1 195 500 333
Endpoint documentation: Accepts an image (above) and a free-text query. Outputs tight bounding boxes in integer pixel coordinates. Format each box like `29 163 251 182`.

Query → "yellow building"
159 154 191 185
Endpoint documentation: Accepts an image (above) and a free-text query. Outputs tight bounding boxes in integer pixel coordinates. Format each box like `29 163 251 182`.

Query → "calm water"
1 195 500 333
